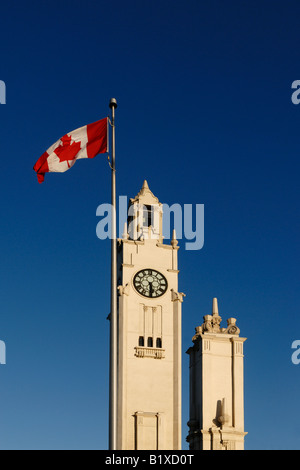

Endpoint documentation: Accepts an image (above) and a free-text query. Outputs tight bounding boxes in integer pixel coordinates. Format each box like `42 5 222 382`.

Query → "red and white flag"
33 117 108 183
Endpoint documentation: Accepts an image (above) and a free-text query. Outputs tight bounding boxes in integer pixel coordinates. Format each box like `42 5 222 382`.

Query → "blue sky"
0 0 299 450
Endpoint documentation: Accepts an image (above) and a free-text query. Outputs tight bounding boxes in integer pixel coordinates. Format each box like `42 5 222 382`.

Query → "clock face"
133 269 168 298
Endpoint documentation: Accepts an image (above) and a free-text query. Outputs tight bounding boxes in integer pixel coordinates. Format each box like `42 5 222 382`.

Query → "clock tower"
116 181 184 450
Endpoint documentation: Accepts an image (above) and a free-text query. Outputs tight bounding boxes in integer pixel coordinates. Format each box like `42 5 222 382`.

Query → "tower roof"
130 180 160 205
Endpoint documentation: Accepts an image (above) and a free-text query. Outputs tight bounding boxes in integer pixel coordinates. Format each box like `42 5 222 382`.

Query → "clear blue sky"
0 0 299 450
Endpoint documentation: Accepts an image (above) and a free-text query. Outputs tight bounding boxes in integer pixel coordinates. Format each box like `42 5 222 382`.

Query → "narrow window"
138 336 144 347
128 214 134 227
156 338 162 348
143 205 152 227
147 337 153 348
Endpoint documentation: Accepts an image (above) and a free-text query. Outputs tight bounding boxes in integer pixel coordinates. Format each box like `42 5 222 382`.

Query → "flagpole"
109 97 118 450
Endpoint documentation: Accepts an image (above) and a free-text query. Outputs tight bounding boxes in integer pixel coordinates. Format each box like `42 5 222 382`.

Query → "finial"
122 223 129 240
171 229 178 248
142 180 149 190
212 298 219 316
109 98 118 109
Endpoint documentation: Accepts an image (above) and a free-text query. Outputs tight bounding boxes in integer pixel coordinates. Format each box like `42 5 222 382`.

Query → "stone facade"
186 298 247 450
116 181 183 450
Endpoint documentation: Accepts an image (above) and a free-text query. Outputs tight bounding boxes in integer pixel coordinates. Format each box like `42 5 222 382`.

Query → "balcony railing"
134 346 165 359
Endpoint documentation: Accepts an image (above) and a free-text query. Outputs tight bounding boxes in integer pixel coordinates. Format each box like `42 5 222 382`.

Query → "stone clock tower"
116 181 184 450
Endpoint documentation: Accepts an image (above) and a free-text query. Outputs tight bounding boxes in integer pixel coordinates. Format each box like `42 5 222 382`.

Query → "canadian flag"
33 117 108 183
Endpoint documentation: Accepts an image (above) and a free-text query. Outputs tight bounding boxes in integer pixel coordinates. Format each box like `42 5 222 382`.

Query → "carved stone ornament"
193 301 241 339
224 318 240 335
117 283 130 296
171 289 186 303
202 315 213 333
211 314 222 333
192 326 202 342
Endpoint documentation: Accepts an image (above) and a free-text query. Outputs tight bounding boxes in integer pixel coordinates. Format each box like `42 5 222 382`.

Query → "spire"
131 179 159 203
142 180 149 190
171 229 178 248
212 298 219 316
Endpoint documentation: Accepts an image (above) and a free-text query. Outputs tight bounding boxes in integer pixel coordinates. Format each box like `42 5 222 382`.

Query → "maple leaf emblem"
54 134 81 167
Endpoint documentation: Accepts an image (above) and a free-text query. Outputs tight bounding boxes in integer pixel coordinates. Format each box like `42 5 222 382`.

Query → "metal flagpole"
109 97 118 450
